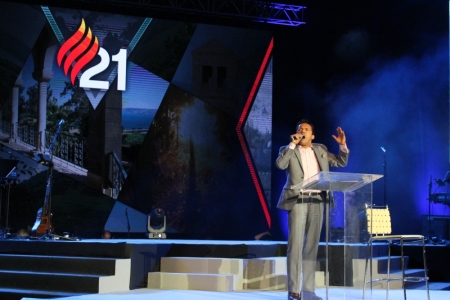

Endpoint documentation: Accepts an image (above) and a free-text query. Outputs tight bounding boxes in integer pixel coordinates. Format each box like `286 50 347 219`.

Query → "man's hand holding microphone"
290 134 304 145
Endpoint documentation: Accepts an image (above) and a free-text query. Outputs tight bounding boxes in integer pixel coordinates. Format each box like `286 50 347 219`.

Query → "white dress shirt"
288 142 349 193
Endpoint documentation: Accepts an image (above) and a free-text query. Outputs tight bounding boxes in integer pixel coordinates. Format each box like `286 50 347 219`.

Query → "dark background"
271 0 449 239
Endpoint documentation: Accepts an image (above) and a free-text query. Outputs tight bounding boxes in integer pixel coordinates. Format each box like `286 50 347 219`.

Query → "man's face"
297 123 315 147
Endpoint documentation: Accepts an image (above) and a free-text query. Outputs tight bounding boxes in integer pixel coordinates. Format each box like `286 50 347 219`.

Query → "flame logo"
57 19 99 85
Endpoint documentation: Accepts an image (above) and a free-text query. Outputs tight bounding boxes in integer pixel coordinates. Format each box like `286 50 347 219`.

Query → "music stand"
0 159 19 238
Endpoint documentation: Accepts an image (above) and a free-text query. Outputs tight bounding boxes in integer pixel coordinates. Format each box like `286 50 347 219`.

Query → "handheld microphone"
290 134 304 142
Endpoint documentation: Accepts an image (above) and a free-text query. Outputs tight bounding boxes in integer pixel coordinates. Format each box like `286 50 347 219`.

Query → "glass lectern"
291 171 383 299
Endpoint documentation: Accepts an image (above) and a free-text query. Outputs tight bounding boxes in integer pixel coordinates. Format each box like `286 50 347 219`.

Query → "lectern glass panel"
290 171 382 299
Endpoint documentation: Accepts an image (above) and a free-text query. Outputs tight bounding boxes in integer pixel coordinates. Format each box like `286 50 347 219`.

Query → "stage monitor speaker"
421 215 450 240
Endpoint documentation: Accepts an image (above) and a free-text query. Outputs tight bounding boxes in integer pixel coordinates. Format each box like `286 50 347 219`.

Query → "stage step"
0 254 121 275
148 256 325 292
148 272 235 291
0 254 131 300
0 288 86 300
409 281 450 290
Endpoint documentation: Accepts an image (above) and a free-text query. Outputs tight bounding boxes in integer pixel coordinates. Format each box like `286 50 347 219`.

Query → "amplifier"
421 215 450 239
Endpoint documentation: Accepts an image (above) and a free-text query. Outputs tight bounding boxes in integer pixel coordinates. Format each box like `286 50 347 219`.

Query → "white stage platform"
3 238 449 300
24 287 449 300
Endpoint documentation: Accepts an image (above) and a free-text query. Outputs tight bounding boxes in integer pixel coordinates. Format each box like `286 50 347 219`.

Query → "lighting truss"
85 0 306 26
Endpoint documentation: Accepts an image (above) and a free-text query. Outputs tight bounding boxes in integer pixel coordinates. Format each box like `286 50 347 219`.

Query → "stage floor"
22 287 448 300
3 238 450 300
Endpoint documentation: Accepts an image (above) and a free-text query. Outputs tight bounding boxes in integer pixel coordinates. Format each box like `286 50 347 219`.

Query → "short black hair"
296 119 314 134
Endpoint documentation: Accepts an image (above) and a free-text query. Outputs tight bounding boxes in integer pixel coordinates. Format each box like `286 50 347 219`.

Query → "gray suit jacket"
275 143 349 211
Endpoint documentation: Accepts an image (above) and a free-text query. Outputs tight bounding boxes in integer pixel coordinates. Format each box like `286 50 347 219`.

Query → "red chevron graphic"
236 37 273 228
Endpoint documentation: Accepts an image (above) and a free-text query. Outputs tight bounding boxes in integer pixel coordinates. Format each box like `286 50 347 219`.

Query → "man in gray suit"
276 119 349 300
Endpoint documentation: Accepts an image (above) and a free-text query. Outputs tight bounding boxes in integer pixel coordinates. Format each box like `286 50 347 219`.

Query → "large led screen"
0 1 273 239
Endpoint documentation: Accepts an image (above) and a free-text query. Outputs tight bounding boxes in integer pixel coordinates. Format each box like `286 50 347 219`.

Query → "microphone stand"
0 163 19 239
0 183 2 232
0 181 3 232
0 181 7 238
5 180 11 237
427 176 433 243
125 208 130 238
380 147 387 206
426 176 445 244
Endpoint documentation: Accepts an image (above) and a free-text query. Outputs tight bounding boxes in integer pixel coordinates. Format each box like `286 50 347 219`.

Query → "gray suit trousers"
287 199 324 293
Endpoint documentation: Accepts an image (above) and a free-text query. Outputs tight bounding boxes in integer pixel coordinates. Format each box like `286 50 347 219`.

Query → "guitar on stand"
31 172 54 235
31 120 64 238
